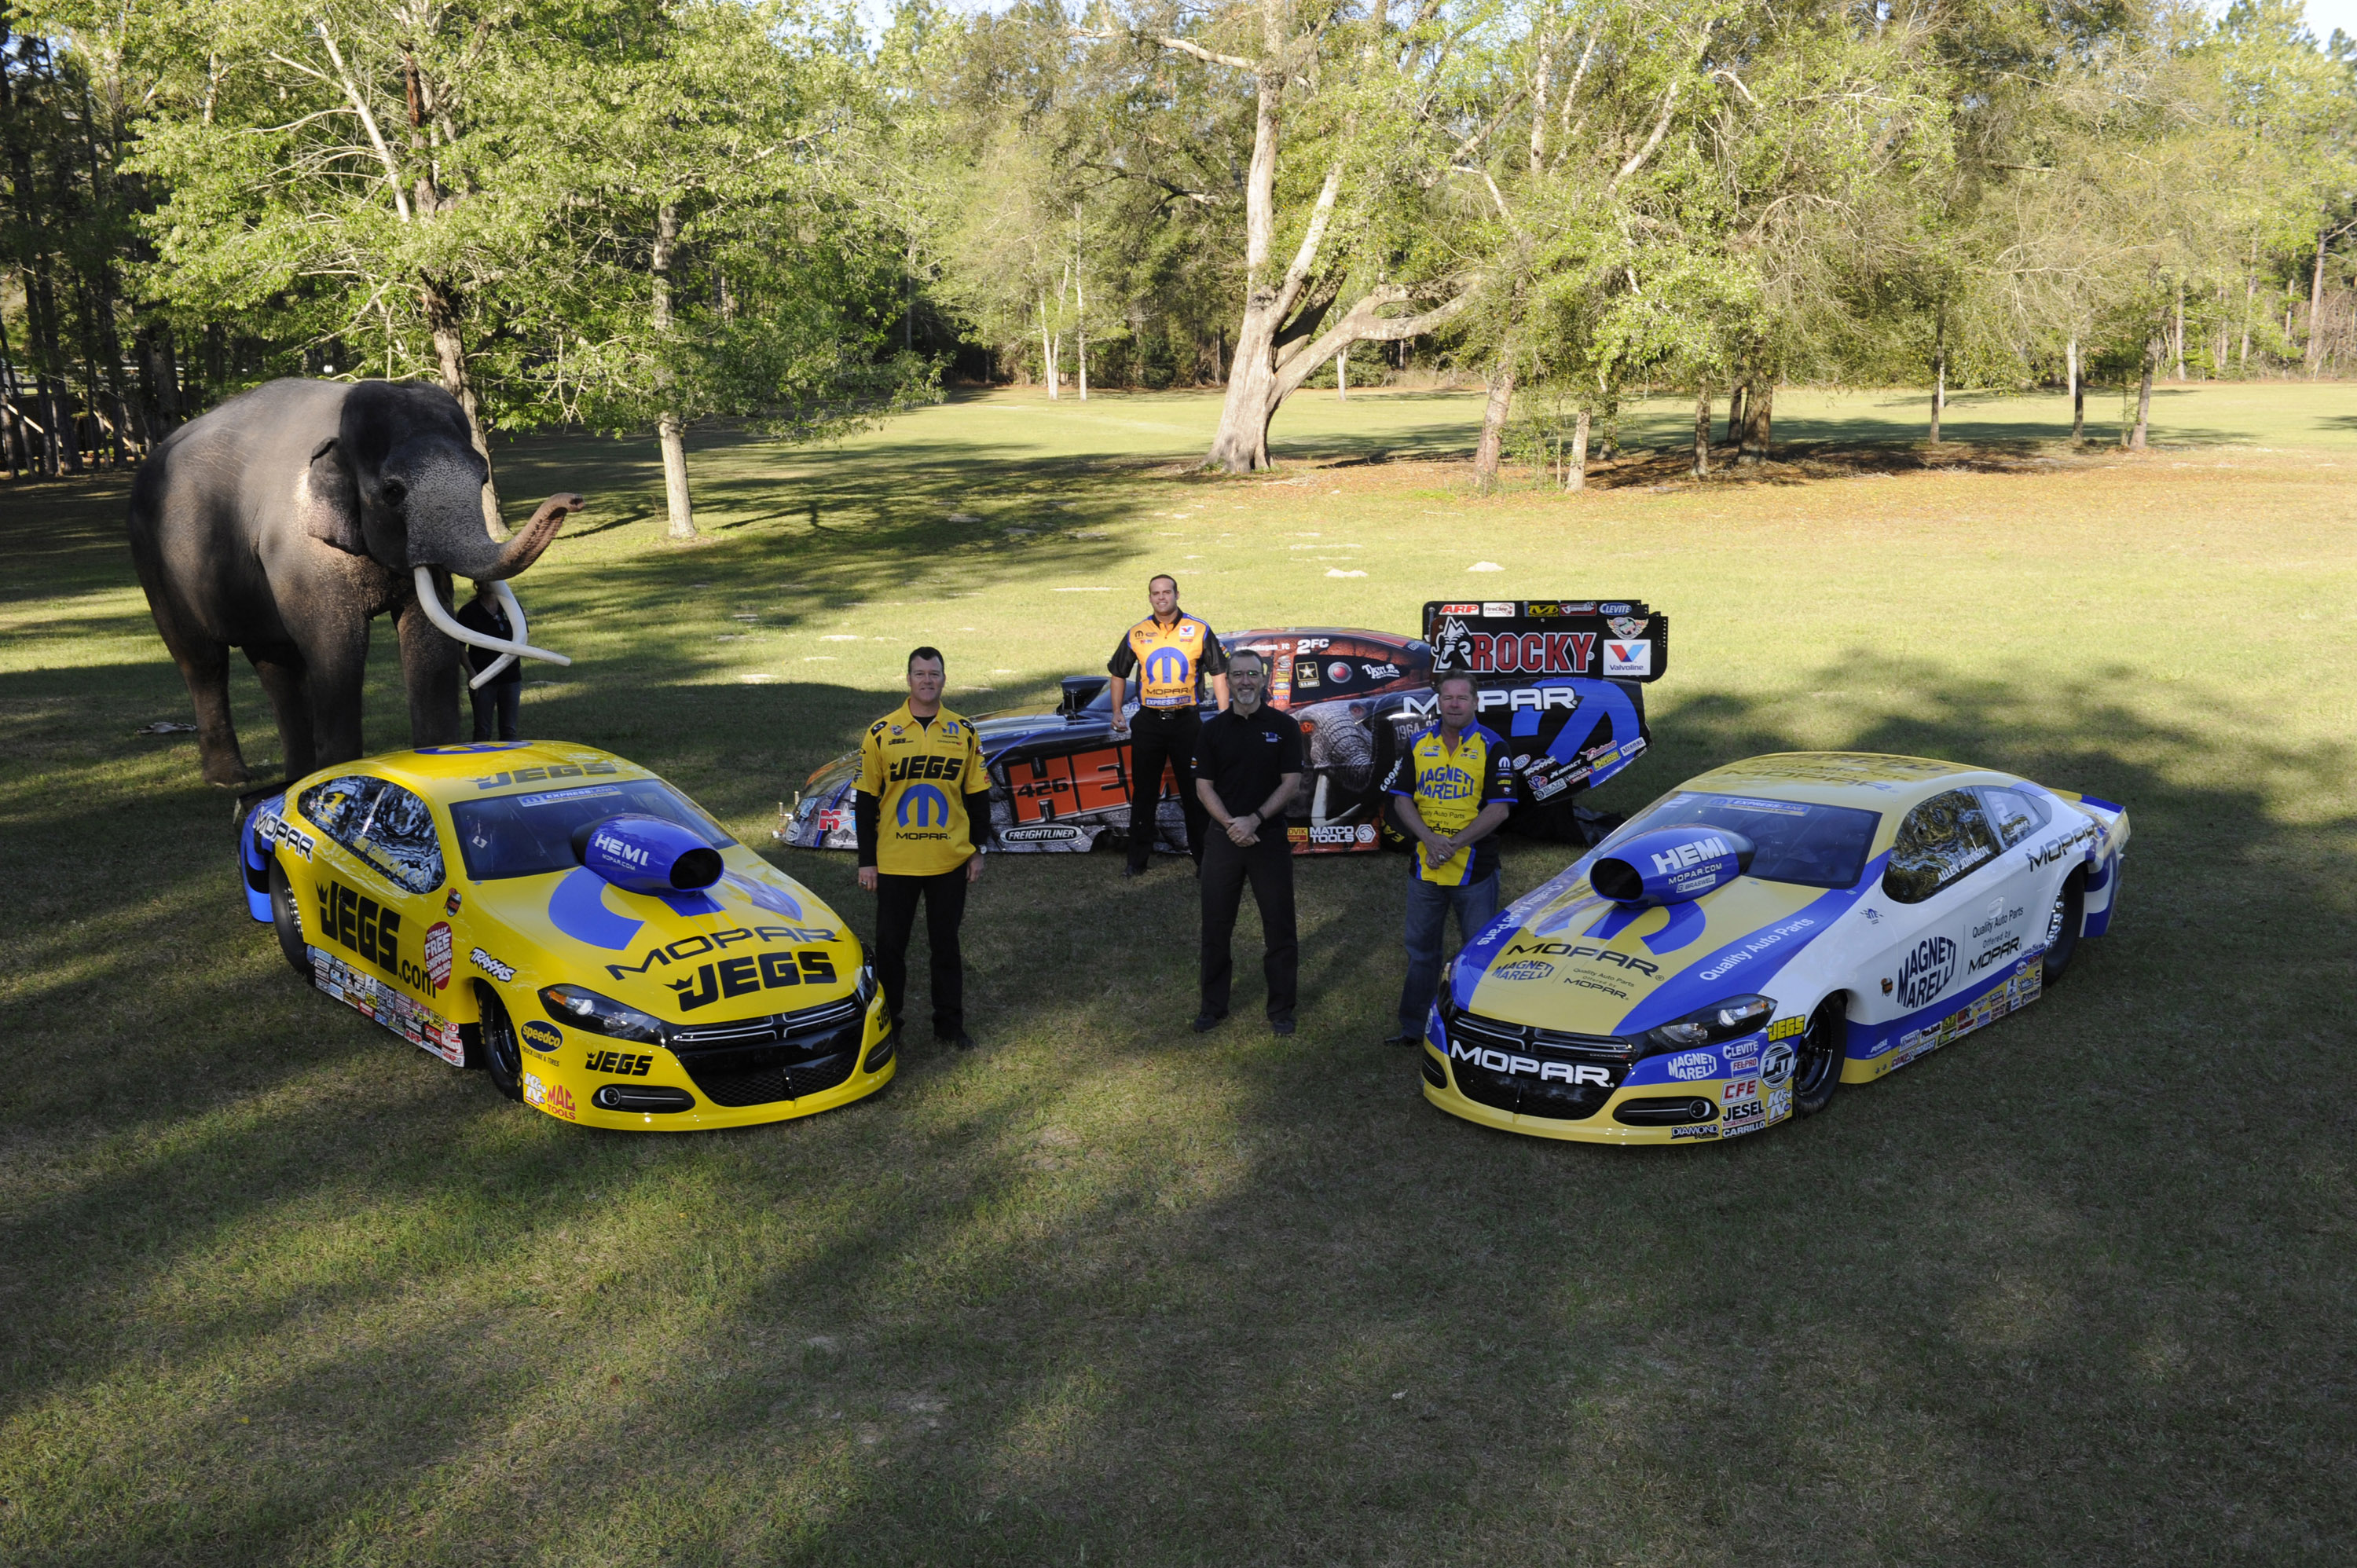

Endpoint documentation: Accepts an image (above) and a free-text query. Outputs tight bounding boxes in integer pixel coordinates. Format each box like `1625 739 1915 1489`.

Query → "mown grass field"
3 380 2355 1566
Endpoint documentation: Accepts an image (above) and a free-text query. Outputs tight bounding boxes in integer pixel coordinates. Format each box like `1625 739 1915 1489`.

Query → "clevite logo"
1448 1039 1612 1086
1602 639 1652 677
1664 1051 1717 1080
1894 936 1957 1009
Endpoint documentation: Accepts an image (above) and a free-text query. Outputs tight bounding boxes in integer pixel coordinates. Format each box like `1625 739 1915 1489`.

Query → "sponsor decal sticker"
1723 1100 1766 1134
1607 616 1648 639
1001 824 1085 844
1602 639 1653 677
585 1049 653 1076
1670 1124 1721 1140
523 1072 577 1120
1664 1050 1718 1081
423 921 454 988
445 888 462 915
1436 605 1479 616
1308 823 1357 844
1968 934 2022 973
1765 1086 1793 1121
1490 960 1556 981
1894 936 1957 1009
1448 1039 1614 1085
1767 1015 1806 1041
1599 602 1633 616
1482 602 1516 617
1359 661 1401 680
258 811 314 860
1327 661 1353 683
1723 1078 1761 1103
521 1019 563 1053
1760 1041 1796 1086
1356 822 1376 844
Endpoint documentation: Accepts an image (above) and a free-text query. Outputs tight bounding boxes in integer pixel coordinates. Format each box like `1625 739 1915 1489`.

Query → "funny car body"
1422 752 2128 1145
782 603 1669 859
238 741 892 1130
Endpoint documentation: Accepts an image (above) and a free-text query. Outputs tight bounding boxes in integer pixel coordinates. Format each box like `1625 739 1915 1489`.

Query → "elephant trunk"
429 492 581 581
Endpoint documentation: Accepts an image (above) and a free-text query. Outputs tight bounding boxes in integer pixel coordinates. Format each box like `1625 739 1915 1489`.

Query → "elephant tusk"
412 567 574 678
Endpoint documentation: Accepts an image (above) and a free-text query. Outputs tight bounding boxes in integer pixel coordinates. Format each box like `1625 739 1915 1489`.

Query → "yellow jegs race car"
1424 753 2129 1145
236 742 890 1130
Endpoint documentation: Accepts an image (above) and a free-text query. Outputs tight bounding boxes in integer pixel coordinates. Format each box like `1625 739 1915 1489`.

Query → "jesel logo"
1894 936 1956 1009
897 783 950 828
669 948 840 1011
1145 645 1190 686
1504 939 1661 977
1448 1039 1613 1086
313 877 443 995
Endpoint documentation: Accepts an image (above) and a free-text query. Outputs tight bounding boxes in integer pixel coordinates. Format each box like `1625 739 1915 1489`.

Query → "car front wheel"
268 861 310 976
1791 998 1846 1117
478 984 525 1101
2042 870 2086 986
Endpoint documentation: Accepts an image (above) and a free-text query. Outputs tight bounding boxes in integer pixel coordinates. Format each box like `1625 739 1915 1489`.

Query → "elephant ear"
299 438 368 556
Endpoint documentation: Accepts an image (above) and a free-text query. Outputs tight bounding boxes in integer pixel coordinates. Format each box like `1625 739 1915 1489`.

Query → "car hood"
1451 852 1885 1035
466 845 860 1024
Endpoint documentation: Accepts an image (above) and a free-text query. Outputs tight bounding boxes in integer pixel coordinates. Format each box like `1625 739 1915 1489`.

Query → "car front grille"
1442 1007 1629 1123
665 995 867 1108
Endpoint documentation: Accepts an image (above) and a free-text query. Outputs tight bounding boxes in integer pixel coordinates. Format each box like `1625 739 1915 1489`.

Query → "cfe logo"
898 784 950 827
1145 646 1191 686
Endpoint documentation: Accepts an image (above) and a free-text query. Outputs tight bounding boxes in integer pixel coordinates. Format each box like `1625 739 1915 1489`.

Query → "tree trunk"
2130 332 2155 450
1928 302 1945 445
2308 229 2329 377
2172 280 2187 380
1565 408 1589 492
1692 380 1710 478
421 280 503 532
1076 261 1088 402
2239 239 2256 371
2067 336 2083 444
651 200 695 541
1725 380 1745 445
1336 347 1347 401
1738 375 1773 465
1472 337 1517 493
0 297 20 478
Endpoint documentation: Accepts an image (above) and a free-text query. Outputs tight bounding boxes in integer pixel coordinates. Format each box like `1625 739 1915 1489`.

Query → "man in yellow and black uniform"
1106 573 1229 877
856 647 991 1050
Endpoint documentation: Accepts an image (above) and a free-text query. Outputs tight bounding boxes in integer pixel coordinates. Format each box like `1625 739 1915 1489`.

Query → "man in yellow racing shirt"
1381 672 1521 1048
1106 573 1229 877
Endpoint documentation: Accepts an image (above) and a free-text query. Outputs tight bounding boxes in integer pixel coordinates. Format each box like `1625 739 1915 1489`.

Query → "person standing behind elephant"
455 581 525 742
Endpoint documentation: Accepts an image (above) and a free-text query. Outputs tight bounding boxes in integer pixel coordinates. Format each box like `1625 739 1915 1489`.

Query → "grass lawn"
2 381 2354 1565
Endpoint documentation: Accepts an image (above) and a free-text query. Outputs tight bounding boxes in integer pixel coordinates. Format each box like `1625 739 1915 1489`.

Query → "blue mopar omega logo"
898 783 950 827
1145 646 1191 686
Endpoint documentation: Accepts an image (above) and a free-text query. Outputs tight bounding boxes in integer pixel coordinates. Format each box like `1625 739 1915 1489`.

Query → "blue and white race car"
1423 753 2129 1144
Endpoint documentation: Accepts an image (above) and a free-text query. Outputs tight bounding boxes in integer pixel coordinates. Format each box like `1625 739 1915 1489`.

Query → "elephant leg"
397 585 466 749
245 643 314 781
301 619 372 770
140 581 247 786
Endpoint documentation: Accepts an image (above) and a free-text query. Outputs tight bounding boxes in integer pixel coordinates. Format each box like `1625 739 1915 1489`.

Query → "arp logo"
1145 646 1190 687
898 784 949 827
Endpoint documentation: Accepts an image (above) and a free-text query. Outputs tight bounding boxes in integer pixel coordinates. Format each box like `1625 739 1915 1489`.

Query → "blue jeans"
1397 870 1501 1034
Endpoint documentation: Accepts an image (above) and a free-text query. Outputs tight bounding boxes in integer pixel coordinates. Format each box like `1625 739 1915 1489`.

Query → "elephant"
127 377 583 788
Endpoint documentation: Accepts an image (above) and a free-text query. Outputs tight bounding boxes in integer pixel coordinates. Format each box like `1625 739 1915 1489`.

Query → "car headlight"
1643 994 1772 1052
540 984 666 1042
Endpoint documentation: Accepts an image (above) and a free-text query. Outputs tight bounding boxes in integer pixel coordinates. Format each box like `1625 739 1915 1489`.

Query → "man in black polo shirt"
1191 648 1303 1035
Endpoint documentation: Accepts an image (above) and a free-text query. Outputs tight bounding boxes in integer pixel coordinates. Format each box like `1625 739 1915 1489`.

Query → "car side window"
300 775 445 894
1976 786 2050 848
1882 789 2004 904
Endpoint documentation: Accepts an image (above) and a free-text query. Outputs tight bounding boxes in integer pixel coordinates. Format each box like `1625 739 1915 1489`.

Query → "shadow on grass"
4 610 2354 1563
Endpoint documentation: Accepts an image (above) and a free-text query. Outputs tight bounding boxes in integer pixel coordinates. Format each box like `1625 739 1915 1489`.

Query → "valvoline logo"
1145 646 1190 686
898 783 950 827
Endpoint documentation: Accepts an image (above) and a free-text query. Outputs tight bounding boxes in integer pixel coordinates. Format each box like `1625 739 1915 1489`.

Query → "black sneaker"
937 1030 975 1051
1270 1016 1296 1037
1381 1031 1420 1048
1191 1011 1227 1033
1121 863 1148 880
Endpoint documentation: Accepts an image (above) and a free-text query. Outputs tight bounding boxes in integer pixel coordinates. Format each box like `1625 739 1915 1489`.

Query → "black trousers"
874 867 969 1037
1127 708 1207 870
1199 829 1297 1021
469 681 520 741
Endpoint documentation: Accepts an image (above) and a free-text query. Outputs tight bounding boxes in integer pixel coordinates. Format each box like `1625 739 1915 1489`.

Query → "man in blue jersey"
1380 673 1520 1047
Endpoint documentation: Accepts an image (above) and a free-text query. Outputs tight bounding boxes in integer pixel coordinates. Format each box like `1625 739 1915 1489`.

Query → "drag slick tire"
268 860 310 976
478 984 525 1101
1791 997 1846 1117
2041 870 2085 986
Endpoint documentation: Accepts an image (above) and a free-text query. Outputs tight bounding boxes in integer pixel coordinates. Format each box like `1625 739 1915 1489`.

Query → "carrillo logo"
1894 936 1956 1009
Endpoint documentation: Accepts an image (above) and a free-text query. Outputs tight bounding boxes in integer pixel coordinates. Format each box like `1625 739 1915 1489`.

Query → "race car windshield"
1615 791 1881 889
449 782 736 881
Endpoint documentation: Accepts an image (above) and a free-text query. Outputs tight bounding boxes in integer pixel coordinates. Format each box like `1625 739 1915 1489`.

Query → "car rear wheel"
478 984 525 1102
2042 870 2086 986
1791 998 1846 1117
267 861 310 976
